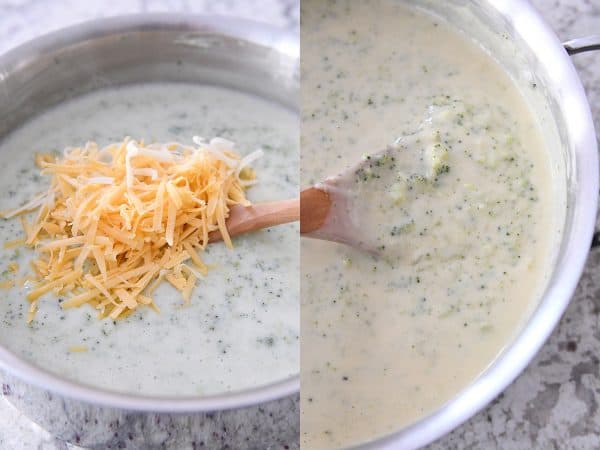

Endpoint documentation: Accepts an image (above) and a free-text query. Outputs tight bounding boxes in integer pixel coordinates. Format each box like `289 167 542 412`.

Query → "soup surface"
0 83 299 396
300 1 558 448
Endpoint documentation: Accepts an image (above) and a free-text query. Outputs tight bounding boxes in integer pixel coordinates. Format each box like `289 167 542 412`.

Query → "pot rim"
354 1 599 448
0 13 300 413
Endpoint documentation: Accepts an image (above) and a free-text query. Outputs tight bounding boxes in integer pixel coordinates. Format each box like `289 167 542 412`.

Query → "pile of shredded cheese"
1 136 262 322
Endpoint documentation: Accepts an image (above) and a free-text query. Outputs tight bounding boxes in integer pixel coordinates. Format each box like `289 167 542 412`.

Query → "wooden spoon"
208 178 373 252
206 192 332 238
208 198 300 243
208 187 349 242
208 143 405 252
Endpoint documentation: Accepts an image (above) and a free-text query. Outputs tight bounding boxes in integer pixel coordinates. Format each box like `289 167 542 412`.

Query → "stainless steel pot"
354 0 600 448
0 14 299 450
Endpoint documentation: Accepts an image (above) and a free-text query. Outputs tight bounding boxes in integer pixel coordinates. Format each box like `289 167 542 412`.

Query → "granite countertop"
0 0 599 449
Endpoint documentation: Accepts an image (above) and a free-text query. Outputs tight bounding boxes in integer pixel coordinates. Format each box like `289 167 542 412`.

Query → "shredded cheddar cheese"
1 136 261 321
68 345 88 353
0 280 14 289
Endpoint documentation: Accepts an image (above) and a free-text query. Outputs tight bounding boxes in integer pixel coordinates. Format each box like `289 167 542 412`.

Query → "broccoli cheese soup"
300 1 559 448
0 83 299 397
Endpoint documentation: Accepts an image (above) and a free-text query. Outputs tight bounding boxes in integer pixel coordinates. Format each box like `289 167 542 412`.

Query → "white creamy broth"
301 1 557 449
0 83 299 396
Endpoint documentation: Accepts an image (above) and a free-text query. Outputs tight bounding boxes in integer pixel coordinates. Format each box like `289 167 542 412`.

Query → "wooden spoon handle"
209 198 299 242
209 186 331 243
300 186 331 234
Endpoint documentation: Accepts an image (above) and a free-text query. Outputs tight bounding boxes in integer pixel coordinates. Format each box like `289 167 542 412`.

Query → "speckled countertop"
0 0 599 449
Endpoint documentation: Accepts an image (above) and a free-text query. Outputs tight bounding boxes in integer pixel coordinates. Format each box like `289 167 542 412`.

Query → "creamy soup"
300 1 558 448
0 83 299 396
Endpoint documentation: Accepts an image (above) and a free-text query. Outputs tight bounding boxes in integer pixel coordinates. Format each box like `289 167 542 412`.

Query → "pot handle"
563 35 600 55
